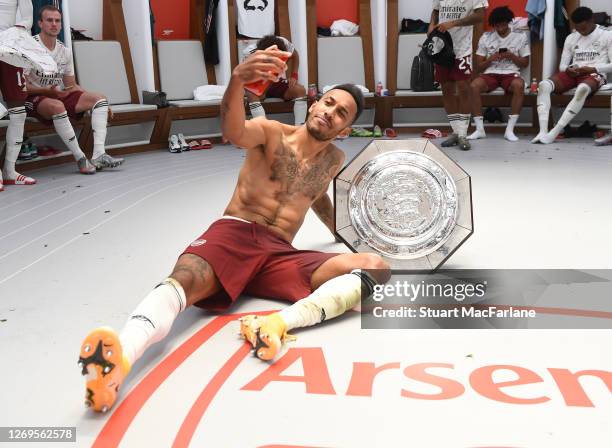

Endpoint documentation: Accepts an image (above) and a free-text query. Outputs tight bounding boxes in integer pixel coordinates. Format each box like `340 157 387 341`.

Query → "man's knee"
456 81 470 96
47 99 67 116
510 80 524 95
293 84 306 97
574 83 591 100
440 81 455 95
170 254 219 306
354 253 391 283
470 80 483 93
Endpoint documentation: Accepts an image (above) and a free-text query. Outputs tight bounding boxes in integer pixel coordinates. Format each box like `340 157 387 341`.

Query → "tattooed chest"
269 146 333 200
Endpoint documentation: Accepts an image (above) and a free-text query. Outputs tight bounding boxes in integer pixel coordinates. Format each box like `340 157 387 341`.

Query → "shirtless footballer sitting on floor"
78 46 390 413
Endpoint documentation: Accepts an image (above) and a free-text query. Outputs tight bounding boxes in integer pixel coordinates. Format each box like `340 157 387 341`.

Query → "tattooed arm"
311 193 335 234
310 149 345 238
222 47 290 148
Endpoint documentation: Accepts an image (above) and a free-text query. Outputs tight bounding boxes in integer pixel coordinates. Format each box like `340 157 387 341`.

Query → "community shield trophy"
334 139 473 271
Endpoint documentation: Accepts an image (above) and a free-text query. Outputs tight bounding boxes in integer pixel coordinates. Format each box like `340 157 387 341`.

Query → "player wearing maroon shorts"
0 0 36 190
244 35 308 126
429 0 488 150
533 7 612 144
78 48 390 413
469 6 530 142
24 6 123 172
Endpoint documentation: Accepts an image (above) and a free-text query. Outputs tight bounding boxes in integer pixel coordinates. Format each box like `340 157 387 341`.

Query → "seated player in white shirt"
533 7 612 144
0 0 35 190
24 5 123 172
469 6 530 142
243 35 308 126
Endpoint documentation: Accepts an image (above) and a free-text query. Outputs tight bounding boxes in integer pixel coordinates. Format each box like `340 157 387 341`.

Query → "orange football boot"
78 327 130 413
238 313 295 361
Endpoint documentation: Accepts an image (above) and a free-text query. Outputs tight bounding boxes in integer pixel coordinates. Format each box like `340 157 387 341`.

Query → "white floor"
0 134 611 447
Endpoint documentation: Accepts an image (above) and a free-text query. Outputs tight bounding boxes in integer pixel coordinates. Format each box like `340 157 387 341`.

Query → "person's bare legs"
505 78 525 142
468 77 488 140
455 79 472 150
440 81 460 147
35 97 95 173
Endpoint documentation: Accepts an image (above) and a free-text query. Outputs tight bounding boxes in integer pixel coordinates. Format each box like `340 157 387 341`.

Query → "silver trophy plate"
334 139 473 270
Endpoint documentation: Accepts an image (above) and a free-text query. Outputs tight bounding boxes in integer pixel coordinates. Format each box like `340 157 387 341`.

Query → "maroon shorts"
266 79 289 98
25 91 85 125
435 56 472 83
182 218 339 310
0 61 27 103
478 73 523 94
555 71 606 94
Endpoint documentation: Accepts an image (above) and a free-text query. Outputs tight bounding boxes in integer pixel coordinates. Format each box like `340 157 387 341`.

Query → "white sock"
448 114 460 135
91 99 109 159
249 101 266 119
541 83 592 144
468 116 486 139
505 114 519 142
536 80 553 134
52 112 85 161
557 83 590 130
279 270 376 331
293 97 307 125
457 114 470 138
119 278 186 366
2 106 27 178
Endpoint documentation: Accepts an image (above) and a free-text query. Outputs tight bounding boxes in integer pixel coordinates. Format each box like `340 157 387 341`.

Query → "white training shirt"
559 26 612 79
0 0 32 31
236 0 275 38
432 0 489 59
25 34 74 89
476 30 530 74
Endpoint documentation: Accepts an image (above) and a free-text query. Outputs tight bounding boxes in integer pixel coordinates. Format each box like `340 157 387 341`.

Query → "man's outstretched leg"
540 82 593 144
240 253 390 360
78 254 221 412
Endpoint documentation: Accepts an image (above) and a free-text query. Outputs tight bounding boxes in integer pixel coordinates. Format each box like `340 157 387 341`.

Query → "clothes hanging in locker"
236 0 275 39
204 0 219 64
32 0 64 41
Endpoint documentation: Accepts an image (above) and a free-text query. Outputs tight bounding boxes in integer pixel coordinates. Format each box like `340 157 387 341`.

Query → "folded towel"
330 20 359 37
193 84 227 100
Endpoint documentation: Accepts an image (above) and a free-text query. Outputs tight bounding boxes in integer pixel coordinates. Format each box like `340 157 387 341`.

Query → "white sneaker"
168 135 181 153
594 133 612 146
531 132 546 144
177 133 190 151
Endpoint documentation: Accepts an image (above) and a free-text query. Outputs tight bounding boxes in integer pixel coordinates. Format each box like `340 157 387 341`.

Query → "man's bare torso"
224 121 343 242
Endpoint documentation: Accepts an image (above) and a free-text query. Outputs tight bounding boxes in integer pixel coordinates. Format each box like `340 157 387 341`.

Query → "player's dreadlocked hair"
488 6 515 26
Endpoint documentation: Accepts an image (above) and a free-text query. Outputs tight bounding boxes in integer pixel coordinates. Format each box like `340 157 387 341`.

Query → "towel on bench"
194 84 227 100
